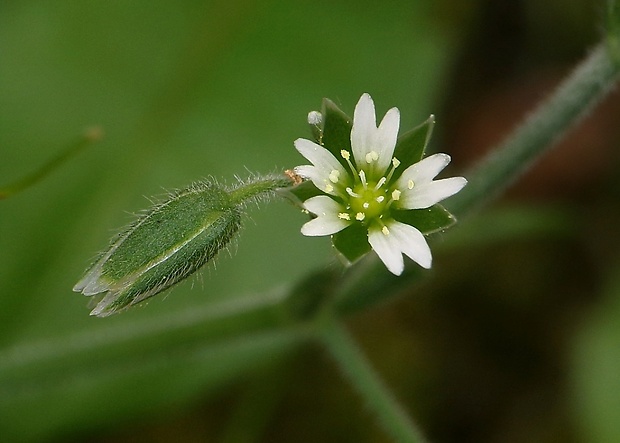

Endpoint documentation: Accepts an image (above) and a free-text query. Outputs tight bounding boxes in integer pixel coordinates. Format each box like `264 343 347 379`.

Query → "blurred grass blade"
608 0 620 63
0 126 103 200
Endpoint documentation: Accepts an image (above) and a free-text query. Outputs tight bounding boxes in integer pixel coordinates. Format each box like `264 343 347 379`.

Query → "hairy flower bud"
74 181 241 317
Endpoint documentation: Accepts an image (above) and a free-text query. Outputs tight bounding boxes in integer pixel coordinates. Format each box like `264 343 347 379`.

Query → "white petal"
294 138 347 195
294 138 346 178
396 153 451 187
301 217 350 236
350 93 377 167
303 195 342 215
397 177 467 209
386 221 432 269
374 107 400 173
301 196 350 236
294 165 338 196
368 226 405 275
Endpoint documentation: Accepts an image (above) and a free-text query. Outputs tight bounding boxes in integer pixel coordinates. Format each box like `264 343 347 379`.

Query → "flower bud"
74 181 241 317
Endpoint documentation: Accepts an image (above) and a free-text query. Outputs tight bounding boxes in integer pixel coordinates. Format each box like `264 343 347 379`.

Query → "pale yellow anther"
382 226 390 235
338 212 351 220
329 170 340 183
407 180 414 190
363 202 370 209
325 184 334 193
392 157 401 168
341 150 350 160
376 196 385 203
356 212 365 221
365 150 379 164
391 189 401 201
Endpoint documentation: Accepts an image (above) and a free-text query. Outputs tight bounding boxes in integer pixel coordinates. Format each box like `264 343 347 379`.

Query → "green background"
2 1 620 442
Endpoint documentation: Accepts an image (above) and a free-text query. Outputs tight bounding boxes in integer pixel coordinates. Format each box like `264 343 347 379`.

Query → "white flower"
294 93 467 275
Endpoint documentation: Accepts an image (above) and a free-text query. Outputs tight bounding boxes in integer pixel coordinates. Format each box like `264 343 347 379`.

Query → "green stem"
228 173 295 206
318 318 428 443
446 42 620 216
0 127 103 200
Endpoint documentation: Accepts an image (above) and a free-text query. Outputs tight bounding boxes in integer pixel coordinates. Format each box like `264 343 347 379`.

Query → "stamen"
408 180 414 190
385 157 401 183
363 202 370 209
382 226 390 235
341 149 359 180
328 170 340 183
376 196 385 203
374 177 387 190
359 170 367 187
356 212 365 221
338 213 351 220
391 189 401 201
346 187 360 198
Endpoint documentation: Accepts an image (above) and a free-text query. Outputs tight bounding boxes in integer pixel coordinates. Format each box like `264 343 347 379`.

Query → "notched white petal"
294 138 347 194
374 107 400 172
397 176 467 209
350 93 377 165
396 153 451 187
387 221 432 269
301 217 350 236
301 195 350 236
368 227 405 275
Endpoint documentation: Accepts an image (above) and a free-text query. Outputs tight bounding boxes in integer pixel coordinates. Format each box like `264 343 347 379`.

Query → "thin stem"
317 318 428 443
446 42 620 216
228 173 295 206
0 127 103 199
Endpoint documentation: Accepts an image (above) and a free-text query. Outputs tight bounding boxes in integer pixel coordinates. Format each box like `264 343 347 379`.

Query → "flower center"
338 149 404 224
349 183 387 220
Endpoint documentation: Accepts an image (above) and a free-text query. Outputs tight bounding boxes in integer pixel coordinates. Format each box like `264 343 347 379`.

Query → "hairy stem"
228 173 295 206
446 42 620 216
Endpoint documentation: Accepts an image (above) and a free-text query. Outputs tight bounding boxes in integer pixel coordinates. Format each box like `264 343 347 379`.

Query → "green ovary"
348 183 388 221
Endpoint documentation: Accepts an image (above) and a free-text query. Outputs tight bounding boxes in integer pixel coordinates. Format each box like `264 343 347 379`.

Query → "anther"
363 202 370 209
374 177 387 190
382 226 390 235
356 212 365 221
365 150 379 164
325 184 334 193
408 180 414 190
376 196 385 203
341 150 350 160
391 189 401 201
338 213 351 220
329 170 340 183
392 158 400 168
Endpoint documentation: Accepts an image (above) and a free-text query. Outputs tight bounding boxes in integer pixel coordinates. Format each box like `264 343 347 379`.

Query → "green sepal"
332 223 372 264
74 181 242 316
392 115 435 181
392 204 456 235
319 98 352 170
